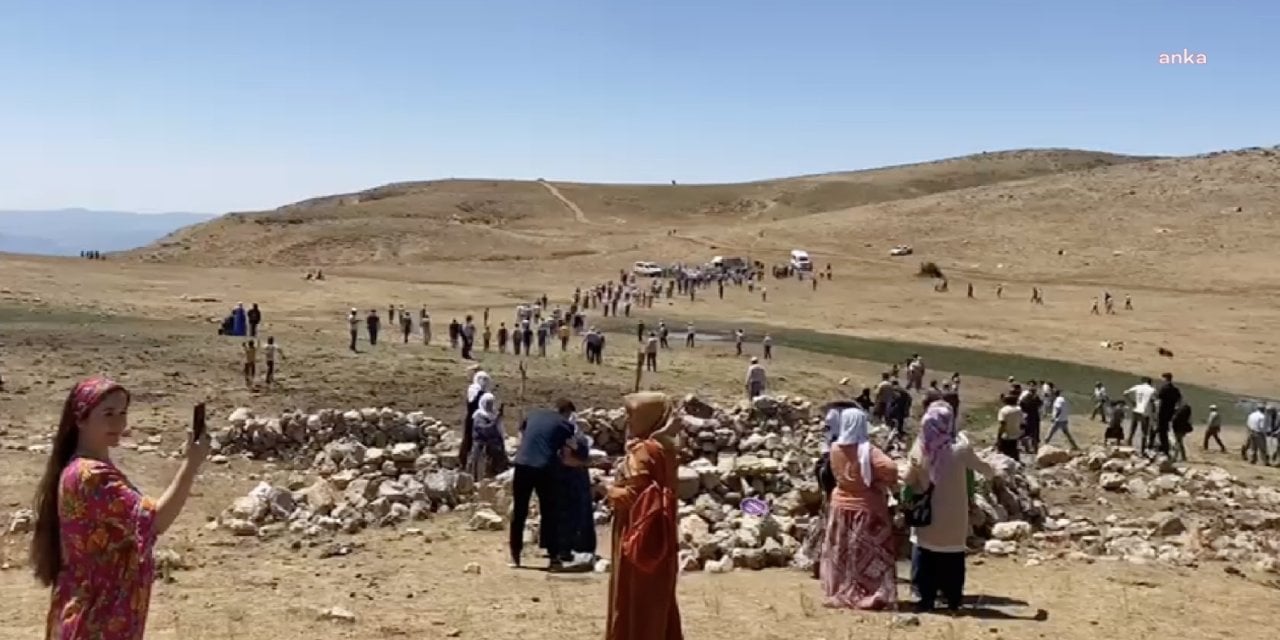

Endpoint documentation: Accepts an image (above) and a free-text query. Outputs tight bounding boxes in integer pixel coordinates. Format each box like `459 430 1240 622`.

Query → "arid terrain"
2 146 1279 639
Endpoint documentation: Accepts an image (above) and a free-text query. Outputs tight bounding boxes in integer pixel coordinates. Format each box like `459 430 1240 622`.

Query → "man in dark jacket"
509 399 587 569
1153 372 1182 456
247 303 262 337
365 310 380 346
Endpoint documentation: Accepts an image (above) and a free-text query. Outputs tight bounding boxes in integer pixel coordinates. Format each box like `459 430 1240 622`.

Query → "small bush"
918 261 944 279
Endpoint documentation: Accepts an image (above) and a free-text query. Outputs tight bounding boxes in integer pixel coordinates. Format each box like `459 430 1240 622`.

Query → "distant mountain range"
0 209 218 256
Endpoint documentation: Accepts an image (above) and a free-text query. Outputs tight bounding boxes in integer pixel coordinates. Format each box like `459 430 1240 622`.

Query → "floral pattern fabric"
47 458 157 640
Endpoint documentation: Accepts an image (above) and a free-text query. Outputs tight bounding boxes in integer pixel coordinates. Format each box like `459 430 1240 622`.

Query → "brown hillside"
128 148 1147 266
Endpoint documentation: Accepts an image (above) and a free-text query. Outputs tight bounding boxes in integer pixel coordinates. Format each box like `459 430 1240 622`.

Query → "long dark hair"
30 387 82 586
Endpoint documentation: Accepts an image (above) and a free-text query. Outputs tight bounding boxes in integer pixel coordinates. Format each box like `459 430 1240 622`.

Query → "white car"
889 245 914 257
632 261 664 277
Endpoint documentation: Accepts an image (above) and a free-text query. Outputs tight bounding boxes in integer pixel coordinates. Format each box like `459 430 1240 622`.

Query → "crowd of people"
36 260 1273 639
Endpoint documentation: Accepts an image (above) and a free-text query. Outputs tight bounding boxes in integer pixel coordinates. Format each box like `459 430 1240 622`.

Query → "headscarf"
920 399 956 484
472 392 497 425
568 412 594 449
829 406 872 486
72 375 129 420
466 371 492 403
623 392 674 443
820 400 859 449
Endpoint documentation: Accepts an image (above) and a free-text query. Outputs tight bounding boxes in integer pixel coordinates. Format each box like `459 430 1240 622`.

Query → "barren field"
2 147 1279 639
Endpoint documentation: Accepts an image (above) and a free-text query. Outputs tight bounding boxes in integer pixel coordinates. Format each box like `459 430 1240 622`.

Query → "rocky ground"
14 394 1275 584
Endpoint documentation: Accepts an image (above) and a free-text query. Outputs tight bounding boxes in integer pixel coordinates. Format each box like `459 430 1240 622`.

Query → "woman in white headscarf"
467 391 508 480
820 404 900 610
461 371 492 463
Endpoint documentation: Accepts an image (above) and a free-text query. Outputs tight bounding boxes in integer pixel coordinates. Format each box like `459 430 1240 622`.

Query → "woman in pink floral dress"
30 375 210 640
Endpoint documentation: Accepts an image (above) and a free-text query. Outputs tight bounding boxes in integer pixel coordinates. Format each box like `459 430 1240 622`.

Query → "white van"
632 261 664 277
789 249 812 271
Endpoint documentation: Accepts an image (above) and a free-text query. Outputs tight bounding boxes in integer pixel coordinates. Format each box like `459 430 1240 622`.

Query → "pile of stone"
212 407 463 464
216 437 480 538
208 396 1280 574
209 395 1053 573
981 444 1280 574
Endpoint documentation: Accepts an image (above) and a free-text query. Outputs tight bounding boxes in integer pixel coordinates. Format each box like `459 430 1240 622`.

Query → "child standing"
242 340 257 387
263 337 282 386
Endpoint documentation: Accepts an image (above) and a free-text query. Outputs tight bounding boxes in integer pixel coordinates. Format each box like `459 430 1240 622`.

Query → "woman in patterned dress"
30 375 210 640
820 404 900 610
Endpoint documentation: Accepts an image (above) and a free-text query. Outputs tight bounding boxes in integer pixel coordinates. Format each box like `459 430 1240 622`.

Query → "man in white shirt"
1090 382 1109 422
1125 377 1156 452
1044 390 1080 450
1245 405 1270 465
995 394 1024 459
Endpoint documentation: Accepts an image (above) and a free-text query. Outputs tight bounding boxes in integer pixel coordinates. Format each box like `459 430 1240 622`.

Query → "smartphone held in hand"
193 402 207 441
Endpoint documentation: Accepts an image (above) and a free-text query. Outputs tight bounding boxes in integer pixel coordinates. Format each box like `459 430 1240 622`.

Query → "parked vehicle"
889 245 914 257
632 261 664 277
789 249 812 271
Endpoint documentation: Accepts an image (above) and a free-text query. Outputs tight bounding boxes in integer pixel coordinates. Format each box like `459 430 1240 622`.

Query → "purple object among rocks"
741 497 769 517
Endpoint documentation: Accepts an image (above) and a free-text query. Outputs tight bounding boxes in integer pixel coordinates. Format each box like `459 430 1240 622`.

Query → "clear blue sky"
1 1 1274 213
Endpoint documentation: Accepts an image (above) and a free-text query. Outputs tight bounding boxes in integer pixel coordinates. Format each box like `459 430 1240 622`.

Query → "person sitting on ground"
31 375 210 639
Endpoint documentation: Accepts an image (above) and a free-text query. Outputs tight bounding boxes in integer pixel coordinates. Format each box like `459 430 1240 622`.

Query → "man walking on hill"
685 322 696 348
1125 377 1156 454
1203 404 1226 453
644 332 659 371
1044 389 1080 450
401 309 413 344
366 309 381 347
762 334 773 359
1154 373 1181 456
264 336 282 385
242 339 257 387
1245 404 1269 464
348 308 359 351
248 303 262 337
873 373 893 424
1090 382 1109 422
461 316 476 360
735 329 745 356
745 357 767 399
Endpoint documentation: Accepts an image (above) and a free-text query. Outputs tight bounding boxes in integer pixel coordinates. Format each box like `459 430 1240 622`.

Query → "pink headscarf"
920 399 956 484
72 375 129 419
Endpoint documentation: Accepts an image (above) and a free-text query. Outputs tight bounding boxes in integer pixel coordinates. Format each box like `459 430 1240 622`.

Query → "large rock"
1035 445 1073 468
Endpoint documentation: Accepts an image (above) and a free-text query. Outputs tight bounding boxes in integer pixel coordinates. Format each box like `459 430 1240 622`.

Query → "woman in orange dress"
605 392 684 640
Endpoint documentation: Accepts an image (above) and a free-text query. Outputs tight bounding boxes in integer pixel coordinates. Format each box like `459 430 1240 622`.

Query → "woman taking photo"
30 375 210 639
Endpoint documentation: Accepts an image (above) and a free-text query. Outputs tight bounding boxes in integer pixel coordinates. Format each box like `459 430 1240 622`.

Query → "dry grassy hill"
717 147 1280 290
128 149 1147 266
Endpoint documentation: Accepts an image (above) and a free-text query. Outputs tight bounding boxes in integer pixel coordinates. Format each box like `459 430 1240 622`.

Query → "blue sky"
0 1 1274 213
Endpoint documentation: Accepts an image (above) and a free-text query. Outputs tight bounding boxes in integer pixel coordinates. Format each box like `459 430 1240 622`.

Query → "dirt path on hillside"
539 179 591 223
